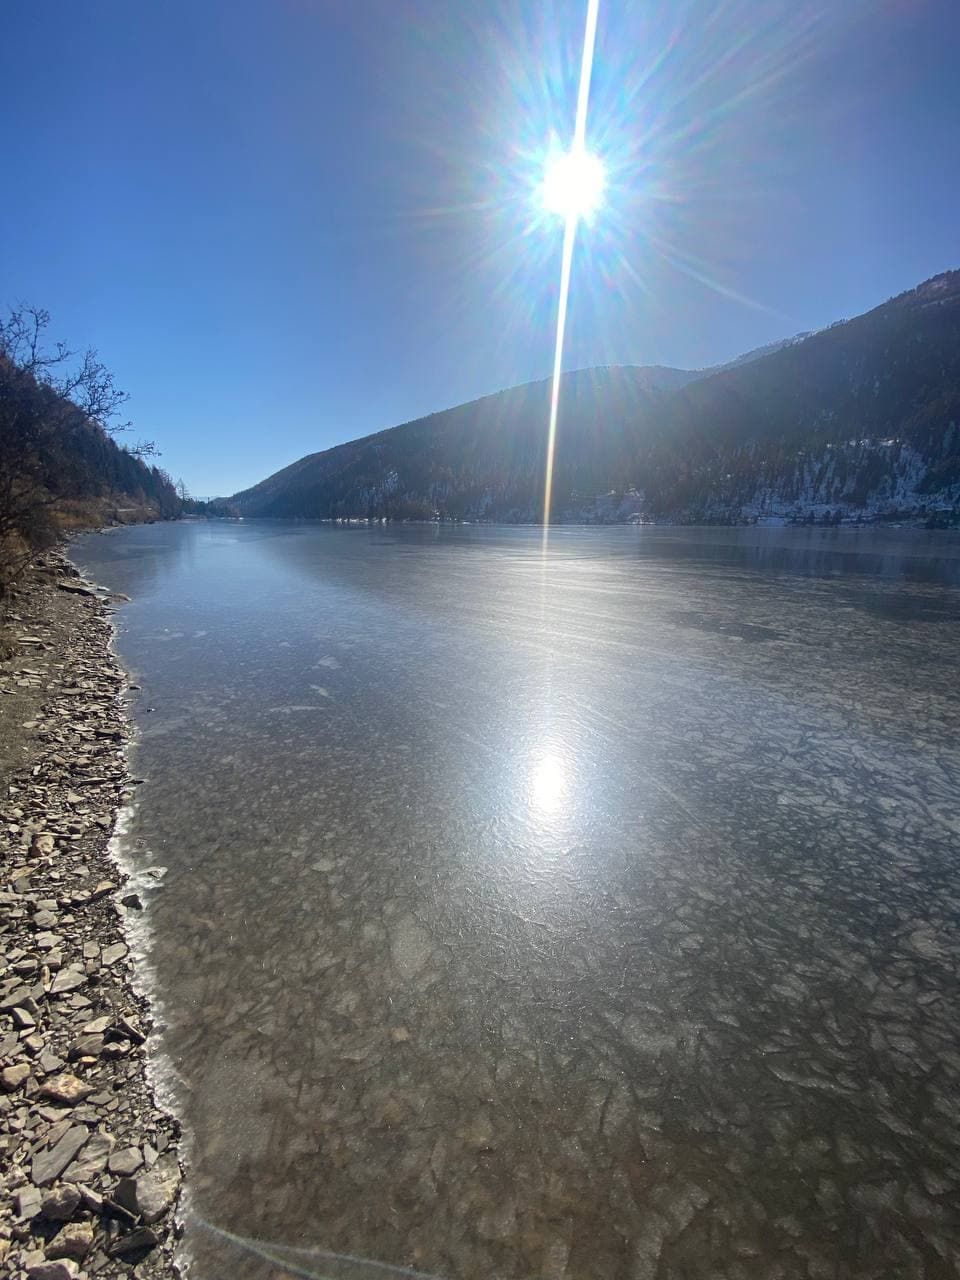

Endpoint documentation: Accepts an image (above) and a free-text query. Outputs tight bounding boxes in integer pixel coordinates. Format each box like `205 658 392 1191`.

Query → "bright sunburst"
542 147 605 222
541 0 602 538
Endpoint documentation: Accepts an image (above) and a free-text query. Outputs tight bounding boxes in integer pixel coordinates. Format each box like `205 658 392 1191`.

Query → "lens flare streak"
542 0 601 542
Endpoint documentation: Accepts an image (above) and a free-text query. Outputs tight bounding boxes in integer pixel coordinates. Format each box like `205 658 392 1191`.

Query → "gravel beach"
0 553 182 1279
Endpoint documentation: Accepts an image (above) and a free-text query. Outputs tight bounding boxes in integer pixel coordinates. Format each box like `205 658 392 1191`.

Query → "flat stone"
45 1222 93 1261
39 1074 93 1106
100 942 127 966
81 1016 111 1035
32 1125 88 1185
27 1260 78 1280
116 1015 145 1045
1 1063 31 1091
48 969 86 996
114 1161 180 1223
68 1035 103 1060
108 1145 143 1176
77 1184 103 1214
0 985 33 1011
40 1185 82 1221
106 1226 159 1258
79 1129 114 1167
14 1184 43 1220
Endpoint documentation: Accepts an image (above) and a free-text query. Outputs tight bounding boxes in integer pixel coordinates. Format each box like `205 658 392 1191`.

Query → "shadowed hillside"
223 273 960 526
0 307 181 593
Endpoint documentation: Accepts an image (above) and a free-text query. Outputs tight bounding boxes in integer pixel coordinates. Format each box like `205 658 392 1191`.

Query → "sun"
541 147 605 222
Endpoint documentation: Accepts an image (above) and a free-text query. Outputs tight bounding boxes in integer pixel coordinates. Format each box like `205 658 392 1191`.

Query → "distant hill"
221 272 960 526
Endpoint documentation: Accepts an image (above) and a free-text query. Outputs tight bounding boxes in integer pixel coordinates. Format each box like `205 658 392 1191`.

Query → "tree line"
0 305 181 595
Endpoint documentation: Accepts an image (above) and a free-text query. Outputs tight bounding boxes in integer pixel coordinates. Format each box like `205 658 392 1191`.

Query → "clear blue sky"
2 0 958 496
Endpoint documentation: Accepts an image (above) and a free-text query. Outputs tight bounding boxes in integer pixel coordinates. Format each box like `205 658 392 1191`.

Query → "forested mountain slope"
0 309 180 592
226 272 960 526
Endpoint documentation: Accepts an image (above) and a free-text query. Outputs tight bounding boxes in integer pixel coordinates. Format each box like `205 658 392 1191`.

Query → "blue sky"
2 0 959 495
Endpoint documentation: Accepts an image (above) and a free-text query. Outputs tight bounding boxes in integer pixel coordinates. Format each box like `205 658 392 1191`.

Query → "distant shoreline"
195 511 959 531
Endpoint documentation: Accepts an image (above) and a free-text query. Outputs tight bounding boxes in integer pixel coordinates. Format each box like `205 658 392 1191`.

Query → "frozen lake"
74 521 960 1280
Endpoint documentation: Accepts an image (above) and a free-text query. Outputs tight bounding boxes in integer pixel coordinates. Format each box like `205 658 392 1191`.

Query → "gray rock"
100 942 127 966
113 1161 180 1223
48 969 86 996
0 986 33 1011
31 1125 88 1185
1 1062 31 1091
116 1015 145 1045
106 1225 159 1257
26 1261 78 1280
107 1145 143 1176
14 1184 42 1220
77 1184 103 1214
45 1222 93 1261
67 1035 103 1060
63 1130 114 1181
40 1185 82 1221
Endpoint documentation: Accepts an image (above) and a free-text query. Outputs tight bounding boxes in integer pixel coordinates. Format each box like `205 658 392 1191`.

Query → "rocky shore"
0 555 182 1279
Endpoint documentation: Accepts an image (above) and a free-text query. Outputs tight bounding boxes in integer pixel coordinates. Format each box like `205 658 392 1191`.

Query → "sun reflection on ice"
530 752 567 813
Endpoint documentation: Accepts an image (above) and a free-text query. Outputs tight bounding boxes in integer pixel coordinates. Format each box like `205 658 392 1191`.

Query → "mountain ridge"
220 271 960 527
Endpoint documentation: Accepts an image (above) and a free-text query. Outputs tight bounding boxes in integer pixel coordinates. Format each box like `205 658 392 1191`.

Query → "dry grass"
0 625 16 662
55 496 158 531
53 497 110 531
0 530 32 601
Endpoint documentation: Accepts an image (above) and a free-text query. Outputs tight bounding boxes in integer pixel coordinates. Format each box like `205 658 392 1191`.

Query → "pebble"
0 555 183 1278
